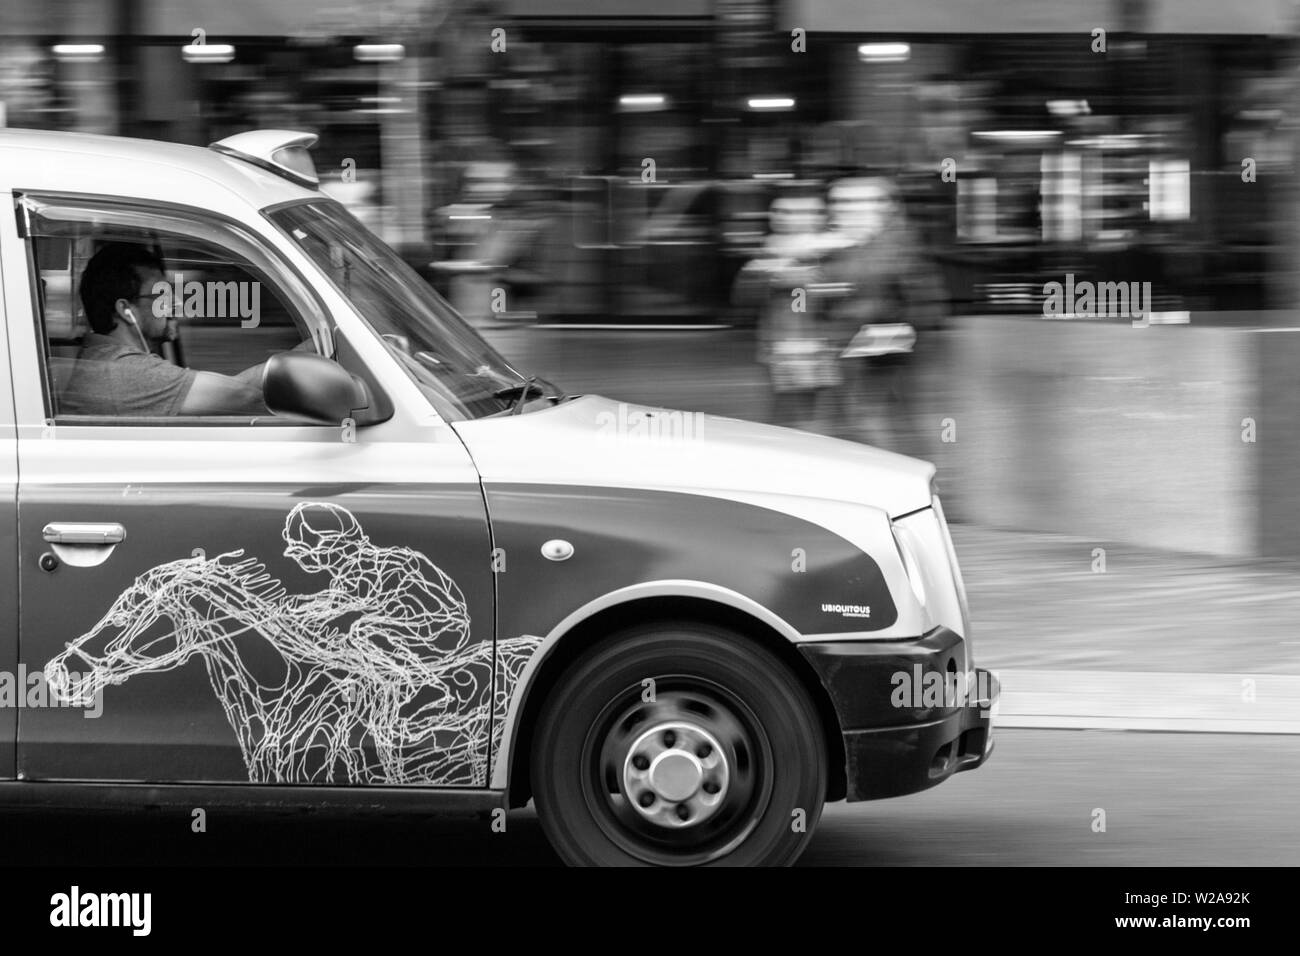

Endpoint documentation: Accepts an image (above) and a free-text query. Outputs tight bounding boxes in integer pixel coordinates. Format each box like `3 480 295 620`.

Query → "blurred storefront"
426 0 830 324
431 0 1300 323
780 0 1300 319
3 0 1297 321
1 0 435 256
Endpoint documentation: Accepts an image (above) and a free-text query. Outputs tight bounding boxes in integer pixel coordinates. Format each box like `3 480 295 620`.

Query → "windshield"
268 199 561 419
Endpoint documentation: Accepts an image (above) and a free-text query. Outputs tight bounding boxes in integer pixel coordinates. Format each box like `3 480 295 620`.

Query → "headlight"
891 504 968 643
891 523 927 609
931 495 972 642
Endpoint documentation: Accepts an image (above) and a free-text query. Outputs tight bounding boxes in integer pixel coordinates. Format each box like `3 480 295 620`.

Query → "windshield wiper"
494 376 546 415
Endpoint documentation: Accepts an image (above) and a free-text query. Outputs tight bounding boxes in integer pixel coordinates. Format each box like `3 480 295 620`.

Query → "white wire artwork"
44 502 540 786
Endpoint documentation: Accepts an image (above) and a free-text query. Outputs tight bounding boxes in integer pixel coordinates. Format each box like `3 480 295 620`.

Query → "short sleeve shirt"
57 333 197 416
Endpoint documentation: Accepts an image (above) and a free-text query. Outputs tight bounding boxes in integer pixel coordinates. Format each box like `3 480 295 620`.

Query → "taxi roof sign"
210 130 320 188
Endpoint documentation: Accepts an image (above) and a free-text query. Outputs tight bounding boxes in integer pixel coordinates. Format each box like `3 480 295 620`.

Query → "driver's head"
283 503 367 575
79 242 172 340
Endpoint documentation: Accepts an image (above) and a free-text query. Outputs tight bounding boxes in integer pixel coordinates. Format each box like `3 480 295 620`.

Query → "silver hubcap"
622 721 729 829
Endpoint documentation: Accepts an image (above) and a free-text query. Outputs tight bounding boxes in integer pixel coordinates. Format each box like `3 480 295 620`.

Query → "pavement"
482 324 1300 730
952 523 1300 675
954 523 1300 732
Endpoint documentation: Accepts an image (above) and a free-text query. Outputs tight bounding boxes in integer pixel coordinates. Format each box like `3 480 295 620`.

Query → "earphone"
121 307 151 352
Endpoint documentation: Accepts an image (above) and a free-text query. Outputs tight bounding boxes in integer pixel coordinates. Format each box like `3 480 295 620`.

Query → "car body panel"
0 133 504 788
0 129 320 224
475 481 910 787
16 470 497 786
453 393 937 520
0 187 20 781
482 483 899 641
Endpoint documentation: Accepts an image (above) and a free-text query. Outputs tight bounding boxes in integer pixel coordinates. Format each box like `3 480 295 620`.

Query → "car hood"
451 395 935 519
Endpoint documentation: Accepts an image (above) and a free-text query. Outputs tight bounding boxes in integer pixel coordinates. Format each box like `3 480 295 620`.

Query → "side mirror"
335 328 394 425
262 352 370 425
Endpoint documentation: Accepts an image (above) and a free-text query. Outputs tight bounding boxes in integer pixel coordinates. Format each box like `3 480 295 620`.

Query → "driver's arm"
180 371 266 416
230 338 320 386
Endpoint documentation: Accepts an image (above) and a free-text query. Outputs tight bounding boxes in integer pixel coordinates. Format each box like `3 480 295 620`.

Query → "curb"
995 669 1300 734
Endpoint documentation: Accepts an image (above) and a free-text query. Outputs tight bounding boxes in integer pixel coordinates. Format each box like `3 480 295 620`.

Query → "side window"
21 195 332 424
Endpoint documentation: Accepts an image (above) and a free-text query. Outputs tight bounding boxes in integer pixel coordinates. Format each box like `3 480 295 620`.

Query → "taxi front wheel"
530 623 827 866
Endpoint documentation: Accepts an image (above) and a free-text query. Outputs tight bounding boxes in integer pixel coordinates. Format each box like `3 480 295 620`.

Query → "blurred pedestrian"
734 193 842 430
817 175 947 455
433 162 555 328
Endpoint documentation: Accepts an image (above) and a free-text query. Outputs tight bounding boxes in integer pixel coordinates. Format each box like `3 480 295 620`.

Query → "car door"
8 192 498 788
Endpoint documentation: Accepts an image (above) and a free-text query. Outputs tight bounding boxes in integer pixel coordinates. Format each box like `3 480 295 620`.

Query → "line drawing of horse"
44 503 542 787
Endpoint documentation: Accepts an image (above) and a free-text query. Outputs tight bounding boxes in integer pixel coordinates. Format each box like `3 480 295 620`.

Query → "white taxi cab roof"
0 128 320 218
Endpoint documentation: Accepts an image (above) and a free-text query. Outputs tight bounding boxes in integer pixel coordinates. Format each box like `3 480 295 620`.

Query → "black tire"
531 622 827 866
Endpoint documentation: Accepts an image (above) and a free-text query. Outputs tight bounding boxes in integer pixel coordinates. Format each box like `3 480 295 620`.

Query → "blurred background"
5 0 1300 578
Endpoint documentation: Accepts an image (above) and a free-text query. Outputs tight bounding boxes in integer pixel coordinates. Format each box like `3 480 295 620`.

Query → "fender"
482 483 919 788
489 579 804 788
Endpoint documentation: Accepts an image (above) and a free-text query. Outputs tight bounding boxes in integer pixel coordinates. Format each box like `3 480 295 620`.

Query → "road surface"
2 730 1293 866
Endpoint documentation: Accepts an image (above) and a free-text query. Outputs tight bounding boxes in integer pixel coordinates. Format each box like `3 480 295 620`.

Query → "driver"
59 242 268 416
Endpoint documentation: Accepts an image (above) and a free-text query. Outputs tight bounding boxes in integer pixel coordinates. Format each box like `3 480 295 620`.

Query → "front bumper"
799 627 999 802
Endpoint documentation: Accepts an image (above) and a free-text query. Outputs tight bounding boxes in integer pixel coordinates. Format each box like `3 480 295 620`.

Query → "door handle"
42 522 126 545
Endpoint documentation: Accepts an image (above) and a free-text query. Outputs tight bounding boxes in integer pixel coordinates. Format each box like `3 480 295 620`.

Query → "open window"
17 193 336 425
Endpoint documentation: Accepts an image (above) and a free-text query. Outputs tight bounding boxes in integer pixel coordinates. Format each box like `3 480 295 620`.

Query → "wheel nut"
696 743 711 759
676 804 691 821
663 730 676 747
632 754 650 771
703 781 720 795
638 791 656 808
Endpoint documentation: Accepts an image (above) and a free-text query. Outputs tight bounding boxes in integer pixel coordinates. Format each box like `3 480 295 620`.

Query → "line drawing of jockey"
276 502 486 782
